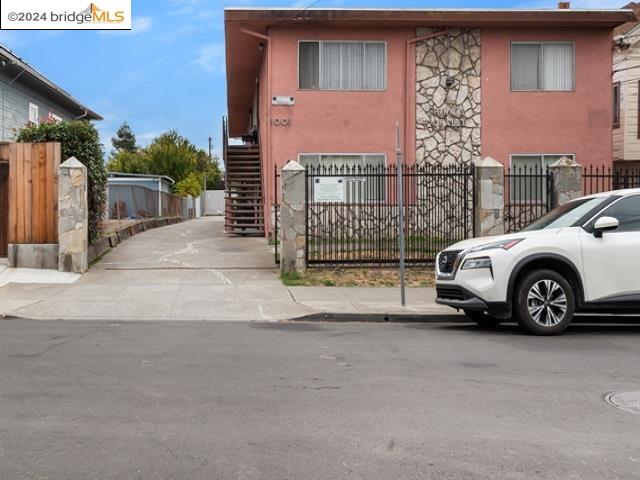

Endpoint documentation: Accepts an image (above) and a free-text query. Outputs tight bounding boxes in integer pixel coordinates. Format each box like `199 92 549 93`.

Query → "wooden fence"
0 147 7 257
2 142 61 248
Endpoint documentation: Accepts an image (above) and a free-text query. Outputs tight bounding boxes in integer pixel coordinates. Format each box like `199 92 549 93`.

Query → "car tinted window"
599 195 640 233
523 197 609 231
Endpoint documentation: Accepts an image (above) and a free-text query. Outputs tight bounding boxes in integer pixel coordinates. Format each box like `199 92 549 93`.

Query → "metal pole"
395 121 406 307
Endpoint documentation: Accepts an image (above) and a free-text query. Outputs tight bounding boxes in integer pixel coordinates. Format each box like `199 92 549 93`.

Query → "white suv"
435 189 640 335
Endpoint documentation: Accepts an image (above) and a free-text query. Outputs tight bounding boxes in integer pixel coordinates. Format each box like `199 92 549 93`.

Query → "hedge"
17 120 107 244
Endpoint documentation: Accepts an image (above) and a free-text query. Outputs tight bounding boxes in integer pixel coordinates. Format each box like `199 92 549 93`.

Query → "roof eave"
0 45 103 121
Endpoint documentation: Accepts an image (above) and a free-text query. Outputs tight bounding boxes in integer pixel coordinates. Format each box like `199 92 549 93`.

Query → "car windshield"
522 197 611 231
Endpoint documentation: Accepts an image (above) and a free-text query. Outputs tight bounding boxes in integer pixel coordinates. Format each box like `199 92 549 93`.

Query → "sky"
0 0 626 159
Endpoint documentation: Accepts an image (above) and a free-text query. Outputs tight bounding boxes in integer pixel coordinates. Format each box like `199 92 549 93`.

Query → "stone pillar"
58 156 88 273
279 160 306 274
474 157 505 237
548 156 583 209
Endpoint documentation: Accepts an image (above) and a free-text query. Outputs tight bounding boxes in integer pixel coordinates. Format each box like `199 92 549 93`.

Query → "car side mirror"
593 216 619 238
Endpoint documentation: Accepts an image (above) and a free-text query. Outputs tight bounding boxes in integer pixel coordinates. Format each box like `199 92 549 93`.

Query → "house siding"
613 45 640 165
0 70 76 141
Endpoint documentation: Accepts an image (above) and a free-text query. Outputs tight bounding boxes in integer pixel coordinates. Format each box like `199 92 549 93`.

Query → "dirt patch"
281 268 435 288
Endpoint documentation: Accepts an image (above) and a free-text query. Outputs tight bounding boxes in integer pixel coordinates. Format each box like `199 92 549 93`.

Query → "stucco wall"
260 26 415 232
0 71 75 141
481 28 613 168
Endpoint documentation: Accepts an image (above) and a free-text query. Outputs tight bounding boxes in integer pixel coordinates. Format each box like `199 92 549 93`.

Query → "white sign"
314 177 344 203
1 0 132 30
272 96 294 106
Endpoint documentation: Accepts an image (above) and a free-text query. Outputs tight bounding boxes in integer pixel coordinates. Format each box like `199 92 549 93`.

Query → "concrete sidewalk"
0 217 454 321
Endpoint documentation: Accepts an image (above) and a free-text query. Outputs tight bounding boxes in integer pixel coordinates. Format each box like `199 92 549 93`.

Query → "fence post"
280 160 306 274
548 156 583 208
474 156 505 237
58 156 88 273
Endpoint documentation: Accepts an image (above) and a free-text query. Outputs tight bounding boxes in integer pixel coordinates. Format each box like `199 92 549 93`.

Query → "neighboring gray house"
0 44 101 140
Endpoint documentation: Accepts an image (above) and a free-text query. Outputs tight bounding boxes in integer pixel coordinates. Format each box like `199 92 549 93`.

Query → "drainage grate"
605 391 640 415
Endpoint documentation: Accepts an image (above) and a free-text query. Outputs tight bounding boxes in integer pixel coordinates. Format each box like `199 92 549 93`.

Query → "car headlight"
467 238 524 253
461 256 492 270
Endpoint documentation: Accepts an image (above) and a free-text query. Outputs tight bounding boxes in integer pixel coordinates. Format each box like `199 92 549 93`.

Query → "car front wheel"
514 269 575 335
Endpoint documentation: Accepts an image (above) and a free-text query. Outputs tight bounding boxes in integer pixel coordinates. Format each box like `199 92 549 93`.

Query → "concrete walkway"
0 217 453 321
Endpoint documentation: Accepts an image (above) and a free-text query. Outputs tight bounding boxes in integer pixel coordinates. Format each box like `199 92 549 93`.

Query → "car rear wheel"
514 269 575 335
464 310 501 328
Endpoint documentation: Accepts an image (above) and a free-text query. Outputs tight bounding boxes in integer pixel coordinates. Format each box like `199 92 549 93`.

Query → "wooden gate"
0 144 8 257
4 142 61 251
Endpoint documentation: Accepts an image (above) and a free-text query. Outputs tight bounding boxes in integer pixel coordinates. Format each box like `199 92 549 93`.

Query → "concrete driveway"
1 217 314 321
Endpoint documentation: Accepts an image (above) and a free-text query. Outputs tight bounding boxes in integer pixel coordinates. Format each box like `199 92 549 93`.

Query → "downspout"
241 27 271 235
404 29 449 165
74 109 89 120
158 177 162 217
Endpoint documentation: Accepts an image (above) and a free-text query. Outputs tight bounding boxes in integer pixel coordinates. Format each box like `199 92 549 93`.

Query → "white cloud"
192 42 226 74
132 16 153 34
138 131 160 143
100 15 152 35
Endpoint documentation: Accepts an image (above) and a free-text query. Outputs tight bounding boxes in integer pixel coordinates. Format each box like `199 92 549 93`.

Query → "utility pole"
395 122 406 307
202 136 213 216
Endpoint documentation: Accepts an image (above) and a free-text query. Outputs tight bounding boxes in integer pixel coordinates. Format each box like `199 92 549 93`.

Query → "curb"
287 312 467 323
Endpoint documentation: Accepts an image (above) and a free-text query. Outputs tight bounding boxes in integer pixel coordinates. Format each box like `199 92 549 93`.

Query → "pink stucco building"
223 7 634 236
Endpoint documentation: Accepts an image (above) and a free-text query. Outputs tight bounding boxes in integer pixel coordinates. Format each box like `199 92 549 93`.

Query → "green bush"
17 120 107 243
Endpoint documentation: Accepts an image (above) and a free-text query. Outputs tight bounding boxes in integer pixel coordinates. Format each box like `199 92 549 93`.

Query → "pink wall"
261 26 415 232
256 25 615 234
481 28 613 169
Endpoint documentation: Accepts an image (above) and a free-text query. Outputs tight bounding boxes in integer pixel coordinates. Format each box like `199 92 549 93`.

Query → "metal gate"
305 163 475 267
504 166 553 234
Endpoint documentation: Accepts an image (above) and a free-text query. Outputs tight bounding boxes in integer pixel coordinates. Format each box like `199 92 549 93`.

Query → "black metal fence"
304 164 474 267
583 165 640 195
503 166 553 234
272 167 281 265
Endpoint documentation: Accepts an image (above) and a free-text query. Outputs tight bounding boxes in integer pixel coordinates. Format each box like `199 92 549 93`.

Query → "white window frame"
298 152 388 203
510 41 576 92
50 113 63 123
297 40 388 92
28 102 39 125
509 153 576 203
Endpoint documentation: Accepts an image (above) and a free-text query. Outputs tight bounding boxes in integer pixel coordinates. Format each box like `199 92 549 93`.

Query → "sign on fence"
313 177 344 202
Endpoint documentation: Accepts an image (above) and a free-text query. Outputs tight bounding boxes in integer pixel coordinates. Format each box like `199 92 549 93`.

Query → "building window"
299 153 386 201
299 41 386 91
510 154 575 202
49 113 63 123
613 82 621 129
28 102 39 125
511 42 575 91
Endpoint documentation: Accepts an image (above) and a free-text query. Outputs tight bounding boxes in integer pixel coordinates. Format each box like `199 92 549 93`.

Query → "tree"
111 122 137 153
106 150 147 174
174 171 203 198
174 172 203 217
106 129 223 191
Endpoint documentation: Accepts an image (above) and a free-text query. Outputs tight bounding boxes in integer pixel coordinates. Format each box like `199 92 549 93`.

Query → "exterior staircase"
224 142 265 236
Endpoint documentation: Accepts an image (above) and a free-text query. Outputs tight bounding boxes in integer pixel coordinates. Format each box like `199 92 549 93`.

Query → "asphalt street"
1 319 640 479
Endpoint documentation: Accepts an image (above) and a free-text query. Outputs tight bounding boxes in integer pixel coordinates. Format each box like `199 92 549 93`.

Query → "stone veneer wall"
416 28 481 165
